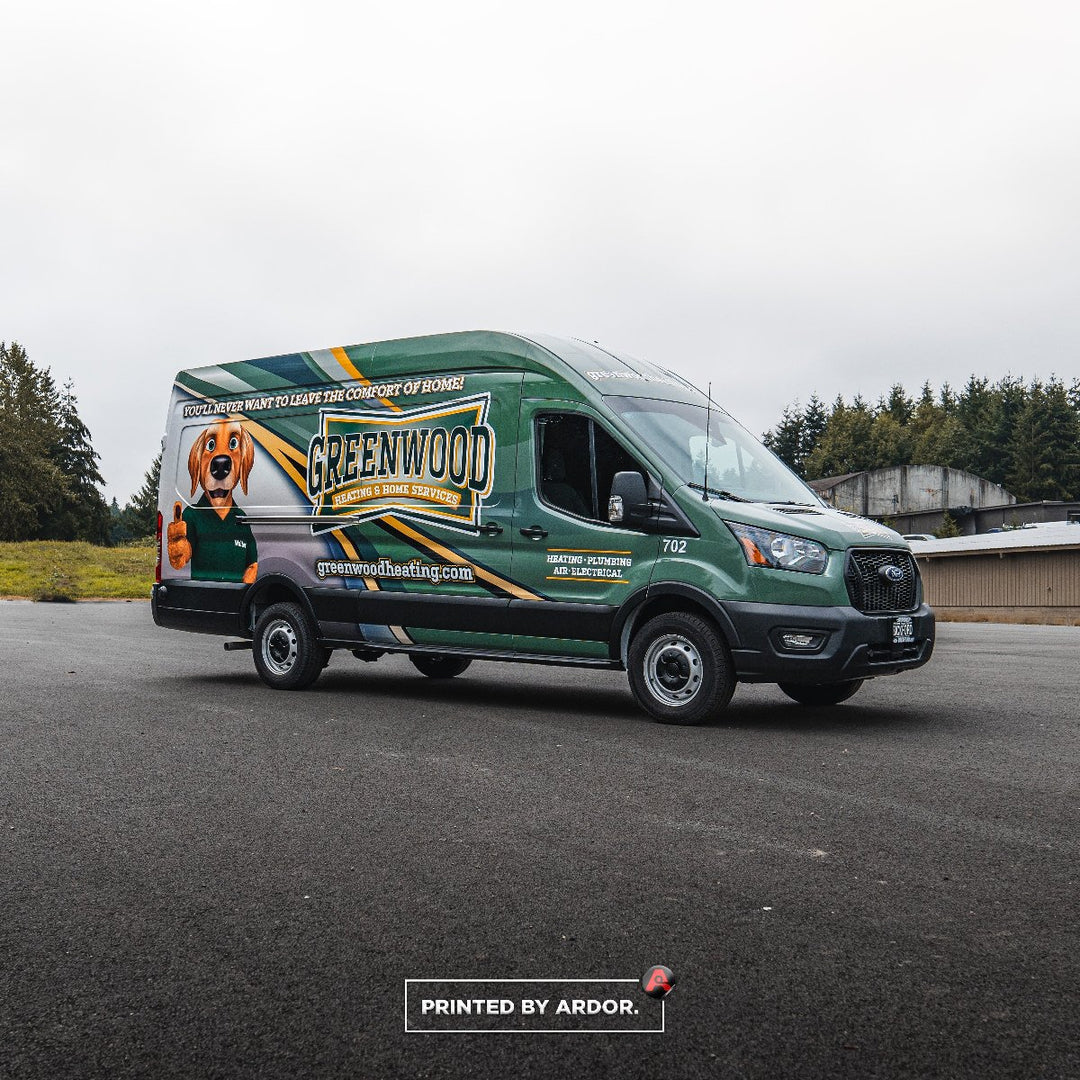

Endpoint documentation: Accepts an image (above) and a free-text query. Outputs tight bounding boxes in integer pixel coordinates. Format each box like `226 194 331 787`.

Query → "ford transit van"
151 331 934 723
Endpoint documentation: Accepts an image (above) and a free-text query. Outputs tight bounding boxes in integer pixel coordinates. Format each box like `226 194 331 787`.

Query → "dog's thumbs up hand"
167 502 186 541
167 501 190 568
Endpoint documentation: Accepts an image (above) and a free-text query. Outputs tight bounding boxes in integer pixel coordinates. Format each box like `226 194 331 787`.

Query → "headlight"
724 521 828 574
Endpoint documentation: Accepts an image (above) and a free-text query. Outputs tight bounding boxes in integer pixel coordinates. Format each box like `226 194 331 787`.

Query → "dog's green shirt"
183 495 257 582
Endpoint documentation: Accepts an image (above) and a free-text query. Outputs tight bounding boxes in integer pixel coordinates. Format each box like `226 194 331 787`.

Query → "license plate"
892 616 915 644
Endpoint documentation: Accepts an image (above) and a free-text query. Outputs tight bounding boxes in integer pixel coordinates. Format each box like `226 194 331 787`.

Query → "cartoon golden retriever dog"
167 420 259 584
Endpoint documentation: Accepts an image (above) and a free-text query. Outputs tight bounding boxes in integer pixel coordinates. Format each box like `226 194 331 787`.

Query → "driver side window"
536 414 645 525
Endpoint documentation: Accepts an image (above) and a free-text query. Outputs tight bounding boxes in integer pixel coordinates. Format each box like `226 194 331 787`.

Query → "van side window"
537 414 646 525
592 422 643 517
537 415 592 517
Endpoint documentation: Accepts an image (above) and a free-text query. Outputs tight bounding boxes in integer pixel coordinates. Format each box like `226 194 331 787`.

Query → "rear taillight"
155 510 163 583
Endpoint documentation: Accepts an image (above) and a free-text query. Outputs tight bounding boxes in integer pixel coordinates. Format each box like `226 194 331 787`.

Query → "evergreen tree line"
0 341 159 543
763 375 1080 503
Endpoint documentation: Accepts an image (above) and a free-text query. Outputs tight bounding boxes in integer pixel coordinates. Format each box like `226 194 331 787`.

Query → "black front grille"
845 549 919 613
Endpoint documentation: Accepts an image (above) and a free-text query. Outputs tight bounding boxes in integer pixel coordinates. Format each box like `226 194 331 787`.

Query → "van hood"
699 498 909 550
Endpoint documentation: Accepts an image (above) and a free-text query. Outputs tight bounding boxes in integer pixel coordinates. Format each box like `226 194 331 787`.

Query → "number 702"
661 539 687 554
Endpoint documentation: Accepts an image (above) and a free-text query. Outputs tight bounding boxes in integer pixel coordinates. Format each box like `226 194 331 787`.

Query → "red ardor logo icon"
641 964 677 998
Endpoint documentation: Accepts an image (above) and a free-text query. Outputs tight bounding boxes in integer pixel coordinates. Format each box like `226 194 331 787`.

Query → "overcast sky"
3 1 1078 501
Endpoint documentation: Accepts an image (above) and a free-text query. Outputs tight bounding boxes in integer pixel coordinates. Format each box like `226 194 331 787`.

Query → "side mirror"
608 471 648 524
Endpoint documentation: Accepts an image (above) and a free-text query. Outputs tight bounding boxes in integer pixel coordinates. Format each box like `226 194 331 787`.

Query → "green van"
151 331 934 724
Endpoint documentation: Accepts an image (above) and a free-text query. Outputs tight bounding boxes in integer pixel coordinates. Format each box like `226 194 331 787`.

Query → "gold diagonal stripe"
243 420 308 492
331 528 379 591
331 346 402 412
247 422 307 466
332 530 408 638
382 515 543 602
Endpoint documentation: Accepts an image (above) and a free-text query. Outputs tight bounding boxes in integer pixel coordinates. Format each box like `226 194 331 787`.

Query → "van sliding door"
348 371 524 651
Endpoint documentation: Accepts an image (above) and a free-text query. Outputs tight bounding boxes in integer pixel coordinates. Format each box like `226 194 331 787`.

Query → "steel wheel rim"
643 634 703 707
262 618 298 676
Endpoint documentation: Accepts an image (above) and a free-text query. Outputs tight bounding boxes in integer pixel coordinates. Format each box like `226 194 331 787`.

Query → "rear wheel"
252 601 328 690
410 654 472 679
778 679 864 706
628 612 735 725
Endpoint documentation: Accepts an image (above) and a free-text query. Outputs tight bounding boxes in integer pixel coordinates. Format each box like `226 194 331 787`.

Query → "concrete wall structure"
888 500 1080 537
809 465 1015 520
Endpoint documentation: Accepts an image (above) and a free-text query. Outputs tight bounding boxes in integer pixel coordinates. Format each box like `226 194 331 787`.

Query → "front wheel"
627 612 735 725
252 602 328 690
778 679 864 706
410 654 472 679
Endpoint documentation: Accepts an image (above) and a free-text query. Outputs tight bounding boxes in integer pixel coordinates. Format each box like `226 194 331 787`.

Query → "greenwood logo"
305 393 496 533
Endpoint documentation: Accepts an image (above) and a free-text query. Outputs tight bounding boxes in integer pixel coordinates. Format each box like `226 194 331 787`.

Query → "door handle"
477 522 503 536
519 525 549 540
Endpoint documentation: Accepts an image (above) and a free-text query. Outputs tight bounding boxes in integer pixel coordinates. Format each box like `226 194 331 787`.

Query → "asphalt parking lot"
1 603 1077 1079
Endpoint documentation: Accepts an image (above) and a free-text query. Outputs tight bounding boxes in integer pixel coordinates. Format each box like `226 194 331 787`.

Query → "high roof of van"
174 330 708 407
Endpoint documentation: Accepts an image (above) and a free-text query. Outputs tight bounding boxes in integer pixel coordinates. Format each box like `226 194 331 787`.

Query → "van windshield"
607 397 821 505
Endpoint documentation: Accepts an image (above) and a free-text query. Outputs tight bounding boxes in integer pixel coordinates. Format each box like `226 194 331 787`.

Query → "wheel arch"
241 573 319 635
614 583 741 667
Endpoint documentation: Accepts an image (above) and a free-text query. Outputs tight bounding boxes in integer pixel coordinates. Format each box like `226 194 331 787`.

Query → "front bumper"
723 600 935 684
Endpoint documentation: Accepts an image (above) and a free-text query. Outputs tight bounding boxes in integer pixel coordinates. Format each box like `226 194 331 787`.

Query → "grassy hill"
0 541 156 601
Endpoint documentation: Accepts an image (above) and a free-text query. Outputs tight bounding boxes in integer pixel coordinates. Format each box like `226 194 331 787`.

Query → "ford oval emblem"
879 564 905 583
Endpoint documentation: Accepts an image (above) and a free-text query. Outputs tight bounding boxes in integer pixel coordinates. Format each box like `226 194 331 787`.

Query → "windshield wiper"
769 501 819 507
688 483 748 502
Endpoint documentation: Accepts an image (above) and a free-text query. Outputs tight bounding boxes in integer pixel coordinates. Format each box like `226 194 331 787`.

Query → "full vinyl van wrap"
152 331 934 723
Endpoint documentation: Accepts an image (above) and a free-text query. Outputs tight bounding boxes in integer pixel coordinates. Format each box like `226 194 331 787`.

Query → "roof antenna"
702 382 712 501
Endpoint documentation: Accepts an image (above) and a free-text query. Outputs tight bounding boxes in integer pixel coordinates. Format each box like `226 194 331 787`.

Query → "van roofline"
173 330 709 408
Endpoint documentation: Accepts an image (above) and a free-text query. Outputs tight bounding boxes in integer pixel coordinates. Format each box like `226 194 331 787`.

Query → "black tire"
252 601 328 690
409 654 472 679
627 612 735 725
778 679 864 706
